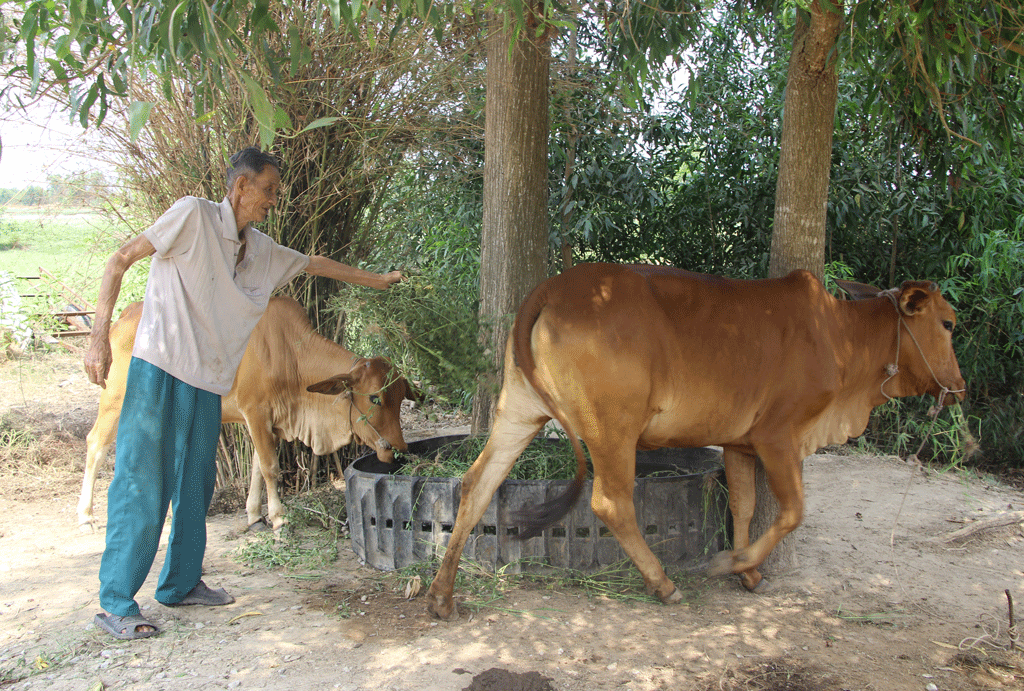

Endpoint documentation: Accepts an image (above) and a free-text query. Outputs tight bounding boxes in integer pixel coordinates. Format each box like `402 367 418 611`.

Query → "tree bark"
768 1 842 281
471 10 551 433
757 0 843 574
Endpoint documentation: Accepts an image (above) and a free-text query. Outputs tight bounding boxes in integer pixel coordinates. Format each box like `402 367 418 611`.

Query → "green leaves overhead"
6 0 285 130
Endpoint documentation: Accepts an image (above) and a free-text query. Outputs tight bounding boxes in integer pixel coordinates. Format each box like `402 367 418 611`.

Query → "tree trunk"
768 1 842 281
757 0 843 574
470 10 551 434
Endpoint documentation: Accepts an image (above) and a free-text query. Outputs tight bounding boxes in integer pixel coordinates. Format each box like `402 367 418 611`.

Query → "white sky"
0 101 115 189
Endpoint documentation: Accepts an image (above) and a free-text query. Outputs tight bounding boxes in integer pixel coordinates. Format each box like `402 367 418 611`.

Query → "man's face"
237 166 281 228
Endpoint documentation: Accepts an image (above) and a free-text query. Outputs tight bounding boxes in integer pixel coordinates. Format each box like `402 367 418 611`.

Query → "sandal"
164 580 235 607
94 612 160 640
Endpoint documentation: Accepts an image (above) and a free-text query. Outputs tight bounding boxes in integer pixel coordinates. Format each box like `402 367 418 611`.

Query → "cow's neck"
286 330 360 454
299 334 360 384
795 296 905 455
837 296 905 404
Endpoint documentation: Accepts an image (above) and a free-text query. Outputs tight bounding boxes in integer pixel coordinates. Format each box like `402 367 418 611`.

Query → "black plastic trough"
344 434 727 573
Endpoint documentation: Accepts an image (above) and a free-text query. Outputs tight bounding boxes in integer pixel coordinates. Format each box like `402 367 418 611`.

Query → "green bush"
330 212 486 409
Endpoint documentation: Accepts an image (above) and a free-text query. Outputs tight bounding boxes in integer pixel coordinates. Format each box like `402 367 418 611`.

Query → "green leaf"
288 25 302 76
273 106 293 131
240 72 275 132
299 116 342 133
167 0 190 59
325 0 342 28
128 101 154 142
80 80 101 127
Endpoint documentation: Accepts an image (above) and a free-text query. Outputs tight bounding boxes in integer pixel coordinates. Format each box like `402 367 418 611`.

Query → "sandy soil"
1 350 1022 691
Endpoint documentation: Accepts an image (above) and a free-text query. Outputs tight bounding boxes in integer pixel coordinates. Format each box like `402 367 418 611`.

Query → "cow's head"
882 281 966 406
307 357 418 462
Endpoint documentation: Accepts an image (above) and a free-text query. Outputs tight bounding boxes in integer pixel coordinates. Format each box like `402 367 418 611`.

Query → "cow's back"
519 264 843 451
224 297 327 423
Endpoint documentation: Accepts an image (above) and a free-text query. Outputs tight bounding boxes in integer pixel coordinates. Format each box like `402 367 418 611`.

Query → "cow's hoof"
79 521 96 534
426 595 459 621
738 566 764 592
745 575 769 593
659 587 683 605
246 518 270 533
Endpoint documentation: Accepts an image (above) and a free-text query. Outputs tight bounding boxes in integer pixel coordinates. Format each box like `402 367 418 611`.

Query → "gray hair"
226 148 281 190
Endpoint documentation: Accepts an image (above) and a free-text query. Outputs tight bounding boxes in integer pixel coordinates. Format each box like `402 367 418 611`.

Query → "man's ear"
231 174 249 196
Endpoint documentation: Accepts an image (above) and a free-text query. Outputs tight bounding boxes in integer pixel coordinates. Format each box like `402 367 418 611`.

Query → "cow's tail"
511 278 589 541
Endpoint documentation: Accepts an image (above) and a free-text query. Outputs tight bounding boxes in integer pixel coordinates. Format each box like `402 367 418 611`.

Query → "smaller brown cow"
79 296 416 532
426 264 966 620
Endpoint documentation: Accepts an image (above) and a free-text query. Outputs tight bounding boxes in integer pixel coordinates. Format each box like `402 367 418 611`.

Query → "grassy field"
0 206 147 319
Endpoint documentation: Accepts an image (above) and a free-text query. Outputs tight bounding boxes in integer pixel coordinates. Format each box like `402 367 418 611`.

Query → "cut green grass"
232 486 346 571
0 631 106 686
233 527 340 571
395 432 585 481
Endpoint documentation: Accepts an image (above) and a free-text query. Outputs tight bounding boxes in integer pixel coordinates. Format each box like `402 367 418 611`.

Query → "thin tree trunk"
758 0 843 575
471 9 551 434
559 4 579 273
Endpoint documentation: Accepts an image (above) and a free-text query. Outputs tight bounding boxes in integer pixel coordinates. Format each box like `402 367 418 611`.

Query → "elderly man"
85 148 401 640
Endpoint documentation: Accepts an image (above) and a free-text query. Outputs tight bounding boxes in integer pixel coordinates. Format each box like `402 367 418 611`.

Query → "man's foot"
163 580 235 607
94 612 160 640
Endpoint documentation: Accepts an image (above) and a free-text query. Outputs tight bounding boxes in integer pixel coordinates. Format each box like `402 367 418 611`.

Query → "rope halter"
879 289 966 405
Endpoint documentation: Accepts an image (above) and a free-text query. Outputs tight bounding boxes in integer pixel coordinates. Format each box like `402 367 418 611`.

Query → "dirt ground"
1 350 1022 691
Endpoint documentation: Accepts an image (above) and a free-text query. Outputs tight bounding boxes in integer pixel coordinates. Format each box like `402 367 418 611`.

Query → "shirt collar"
219 197 248 244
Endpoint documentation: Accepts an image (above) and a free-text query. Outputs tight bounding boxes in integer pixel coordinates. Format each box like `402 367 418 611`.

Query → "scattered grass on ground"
232 484 346 571
0 630 105 686
378 552 707 615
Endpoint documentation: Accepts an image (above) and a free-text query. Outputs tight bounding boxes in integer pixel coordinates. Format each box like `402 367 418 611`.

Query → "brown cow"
79 296 416 532
426 264 965 619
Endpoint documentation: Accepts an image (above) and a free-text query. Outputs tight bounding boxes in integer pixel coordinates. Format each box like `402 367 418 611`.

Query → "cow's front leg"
712 448 762 590
79 386 124 531
711 447 803 591
79 434 115 532
245 446 265 529
245 419 286 531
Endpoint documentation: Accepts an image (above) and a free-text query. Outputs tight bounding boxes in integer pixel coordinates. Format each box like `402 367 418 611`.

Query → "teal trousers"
98 357 222 616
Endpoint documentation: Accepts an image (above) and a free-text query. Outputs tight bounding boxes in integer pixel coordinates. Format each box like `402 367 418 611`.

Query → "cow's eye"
942 320 954 332
369 394 382 406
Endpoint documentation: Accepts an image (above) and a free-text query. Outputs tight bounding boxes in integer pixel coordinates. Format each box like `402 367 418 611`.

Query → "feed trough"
344 434 727 573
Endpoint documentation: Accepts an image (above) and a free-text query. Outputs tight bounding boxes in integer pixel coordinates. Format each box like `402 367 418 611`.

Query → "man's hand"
84 338 113 389
381 270 404 287
85 234 154 389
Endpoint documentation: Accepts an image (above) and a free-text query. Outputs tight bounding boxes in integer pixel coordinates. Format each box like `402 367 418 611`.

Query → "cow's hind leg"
589 442 681 604
78 392 123 531
426 413 547 620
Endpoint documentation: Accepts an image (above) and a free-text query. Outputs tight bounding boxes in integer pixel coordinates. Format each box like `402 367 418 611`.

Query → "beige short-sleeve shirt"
133 196 309 395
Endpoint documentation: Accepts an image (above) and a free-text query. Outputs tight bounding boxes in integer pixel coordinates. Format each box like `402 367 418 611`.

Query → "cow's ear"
834 279 882 301
307 374 355 396
898 282 934 316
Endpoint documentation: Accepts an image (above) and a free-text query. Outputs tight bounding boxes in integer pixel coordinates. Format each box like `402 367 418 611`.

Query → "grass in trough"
395 432 586 481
